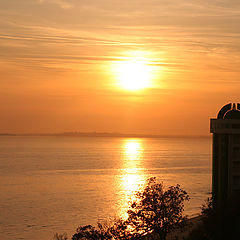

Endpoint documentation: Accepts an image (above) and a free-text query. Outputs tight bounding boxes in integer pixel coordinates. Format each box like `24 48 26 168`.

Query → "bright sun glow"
116 60 153 91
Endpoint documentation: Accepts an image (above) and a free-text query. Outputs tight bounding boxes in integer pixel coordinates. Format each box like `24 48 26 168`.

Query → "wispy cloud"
37 0 73 9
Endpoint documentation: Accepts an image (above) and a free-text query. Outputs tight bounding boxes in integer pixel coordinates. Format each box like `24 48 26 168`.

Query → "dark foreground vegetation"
186 197 240 240
54 178 189 240
54 178 240 240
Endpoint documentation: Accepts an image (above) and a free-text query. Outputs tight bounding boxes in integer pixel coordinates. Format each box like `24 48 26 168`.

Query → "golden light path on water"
118 139 146 219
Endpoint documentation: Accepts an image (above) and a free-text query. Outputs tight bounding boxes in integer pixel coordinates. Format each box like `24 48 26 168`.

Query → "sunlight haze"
0 0 240 135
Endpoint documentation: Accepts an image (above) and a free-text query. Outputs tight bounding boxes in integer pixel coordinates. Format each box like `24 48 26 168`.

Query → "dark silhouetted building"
210 103 240 210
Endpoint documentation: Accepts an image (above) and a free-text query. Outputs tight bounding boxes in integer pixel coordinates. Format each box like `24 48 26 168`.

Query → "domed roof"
224 109 240 119
217 103 240 119
217 103 231 119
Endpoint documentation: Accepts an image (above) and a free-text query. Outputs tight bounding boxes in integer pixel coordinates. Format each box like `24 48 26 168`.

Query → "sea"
0 136 212 240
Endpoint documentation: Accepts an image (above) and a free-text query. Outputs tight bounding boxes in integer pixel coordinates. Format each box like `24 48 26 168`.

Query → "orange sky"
0 0 240 135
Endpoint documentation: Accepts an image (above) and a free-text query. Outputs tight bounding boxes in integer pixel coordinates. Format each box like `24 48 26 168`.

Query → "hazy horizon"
0 131 211 137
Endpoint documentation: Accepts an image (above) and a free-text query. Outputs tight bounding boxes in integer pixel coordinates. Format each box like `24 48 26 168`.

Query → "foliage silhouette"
126 177 189 240
53 232 68 240
72 224 111 240
198 196 240 240
186 196 240 240
71 177 189 240
200 197 217 239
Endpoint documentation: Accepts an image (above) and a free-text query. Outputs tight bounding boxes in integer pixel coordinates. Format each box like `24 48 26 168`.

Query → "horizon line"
0 131 211 138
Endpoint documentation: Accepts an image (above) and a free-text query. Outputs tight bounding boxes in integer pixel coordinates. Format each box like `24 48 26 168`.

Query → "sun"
116 60 152 91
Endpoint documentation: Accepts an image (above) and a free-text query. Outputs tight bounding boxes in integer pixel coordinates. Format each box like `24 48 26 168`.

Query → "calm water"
0 136 211 240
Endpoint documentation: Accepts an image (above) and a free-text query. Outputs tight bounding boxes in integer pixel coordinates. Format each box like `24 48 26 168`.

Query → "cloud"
37 0 73 9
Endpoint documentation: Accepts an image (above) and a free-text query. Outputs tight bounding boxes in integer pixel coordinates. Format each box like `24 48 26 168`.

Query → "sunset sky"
0 0 240 135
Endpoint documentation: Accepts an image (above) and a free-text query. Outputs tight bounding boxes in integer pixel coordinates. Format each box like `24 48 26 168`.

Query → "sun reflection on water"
118 139 146 219
123 139 142 167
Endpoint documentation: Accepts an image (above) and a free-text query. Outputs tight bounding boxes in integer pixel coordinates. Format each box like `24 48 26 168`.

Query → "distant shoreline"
0 132 211 138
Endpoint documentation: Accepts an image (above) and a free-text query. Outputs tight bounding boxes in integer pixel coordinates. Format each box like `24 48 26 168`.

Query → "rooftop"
217 103 240 120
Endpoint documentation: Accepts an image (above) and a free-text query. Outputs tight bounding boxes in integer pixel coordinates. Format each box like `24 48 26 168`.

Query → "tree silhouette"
127 177 189 240
72 224 112 240
71 177 189 240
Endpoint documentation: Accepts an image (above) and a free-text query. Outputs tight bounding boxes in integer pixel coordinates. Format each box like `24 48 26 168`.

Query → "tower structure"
210 103 240 210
